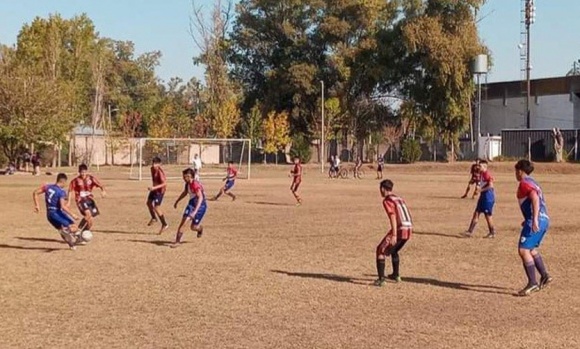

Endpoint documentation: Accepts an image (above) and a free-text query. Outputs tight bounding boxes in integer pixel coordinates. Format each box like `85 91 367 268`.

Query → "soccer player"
147 156 169 234
463 160 496 238
461 159 481 199
212 161 237 201
68 164 106 232
33 173 80 250
374 179 413 287
514 160 552 296
376 154 385 179
172 168 207 248
289 156 302 205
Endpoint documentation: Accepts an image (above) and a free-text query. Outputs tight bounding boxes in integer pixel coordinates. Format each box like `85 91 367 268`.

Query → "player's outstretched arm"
32 186 45 213
67 181 74 204
174 189 187 209
94 177 106 198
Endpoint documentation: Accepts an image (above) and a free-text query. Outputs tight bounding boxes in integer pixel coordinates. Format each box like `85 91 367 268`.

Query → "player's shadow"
16 237 65 244
248 201 295 207
0 244 60 253
413 231 465 239
127 239 177 246
271 270 371 286
96 229 153 236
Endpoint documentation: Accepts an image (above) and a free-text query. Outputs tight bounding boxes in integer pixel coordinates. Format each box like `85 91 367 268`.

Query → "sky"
0 0 578 84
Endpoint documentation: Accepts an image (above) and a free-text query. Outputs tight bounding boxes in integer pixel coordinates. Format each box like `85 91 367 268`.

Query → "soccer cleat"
461 231 473 238
484 232 496 239
373 278 387 287
197 231 203 238
76 241 88 246
517 284 540 297
147 218 158 226
169 242 182 249
387 274 402 283
540 275 553 289
461 195 467 199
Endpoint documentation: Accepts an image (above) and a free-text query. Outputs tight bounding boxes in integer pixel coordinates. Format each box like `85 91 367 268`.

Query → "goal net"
128 138 251 181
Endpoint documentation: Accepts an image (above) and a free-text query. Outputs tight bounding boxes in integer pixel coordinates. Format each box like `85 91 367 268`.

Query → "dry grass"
1 162 579 349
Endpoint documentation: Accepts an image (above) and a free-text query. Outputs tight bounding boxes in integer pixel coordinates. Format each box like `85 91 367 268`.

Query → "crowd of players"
32 155 552 296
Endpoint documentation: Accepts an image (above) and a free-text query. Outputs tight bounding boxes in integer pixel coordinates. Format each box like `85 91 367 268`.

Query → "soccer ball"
80 230 93 243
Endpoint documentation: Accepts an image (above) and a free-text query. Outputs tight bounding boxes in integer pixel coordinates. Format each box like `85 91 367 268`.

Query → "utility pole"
320 80 325 173
524 0 536 129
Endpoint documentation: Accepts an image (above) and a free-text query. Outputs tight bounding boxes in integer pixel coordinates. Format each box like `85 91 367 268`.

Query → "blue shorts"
476 199 494 215
47 210 74 230
519 217 549 249
224 180 235 191
183 199 207 225
147 191 164 206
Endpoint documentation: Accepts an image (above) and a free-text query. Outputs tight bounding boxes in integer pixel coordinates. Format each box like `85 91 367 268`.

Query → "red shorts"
376 229 411 255
291 180 301 191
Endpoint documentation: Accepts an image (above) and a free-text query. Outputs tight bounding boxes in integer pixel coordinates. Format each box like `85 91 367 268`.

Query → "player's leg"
171 216 190 248
517 221 549 296
213 186 225 201
190 204 206 238
528 219 551 289
152 193 169 234
387 239 408 282
291 182 302 204
146 195 158 226
483 213 496 238
472 184 481 199
374 234 392 286
461 182 471 198
463 211 480 237
49 212 78 250
224 181 236 201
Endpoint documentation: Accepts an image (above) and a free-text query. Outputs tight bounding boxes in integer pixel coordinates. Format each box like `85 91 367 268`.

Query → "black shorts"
147 191 164 206
377 165 383 171
78 198 100 217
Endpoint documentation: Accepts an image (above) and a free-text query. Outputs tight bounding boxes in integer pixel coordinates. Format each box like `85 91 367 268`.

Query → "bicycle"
338 166 365 179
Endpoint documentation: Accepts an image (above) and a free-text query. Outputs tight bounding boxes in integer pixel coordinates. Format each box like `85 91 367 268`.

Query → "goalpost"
129 138 251 181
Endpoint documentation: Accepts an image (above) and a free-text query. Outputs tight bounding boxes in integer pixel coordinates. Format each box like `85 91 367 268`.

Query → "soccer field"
1 162 579 348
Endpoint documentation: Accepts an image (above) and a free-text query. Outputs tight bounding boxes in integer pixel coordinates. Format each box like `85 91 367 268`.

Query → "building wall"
480 94 574 135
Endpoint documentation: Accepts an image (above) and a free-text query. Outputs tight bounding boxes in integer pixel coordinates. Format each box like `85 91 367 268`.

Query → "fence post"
528 137 531 162
576 130 579 161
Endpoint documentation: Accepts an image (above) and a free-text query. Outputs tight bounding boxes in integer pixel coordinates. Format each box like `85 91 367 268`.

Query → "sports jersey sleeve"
382 199 396 216
517 181 535 199
90 175 103 189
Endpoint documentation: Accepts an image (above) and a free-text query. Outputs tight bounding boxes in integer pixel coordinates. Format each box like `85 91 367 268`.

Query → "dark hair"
152 156 161 164
515 159 534 175
380 179 394 191
228 161 234 165
78 164 88 172
182 167 195 176
56 173 68 182
479 159 488 165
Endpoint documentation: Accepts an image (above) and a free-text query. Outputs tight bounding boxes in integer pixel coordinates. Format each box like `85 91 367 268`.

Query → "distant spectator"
552 128 564 163
192 153 202 181
31 152 41 176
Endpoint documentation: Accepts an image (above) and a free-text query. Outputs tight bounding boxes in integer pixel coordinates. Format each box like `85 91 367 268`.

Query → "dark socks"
175 232 183 243
376 259 385 279
533 254 548 278
468 221 477 233
79 219 87 231
392 254 400 277
524 261 538 286
488 226 496 235
148 208 156 220
159 215 167 226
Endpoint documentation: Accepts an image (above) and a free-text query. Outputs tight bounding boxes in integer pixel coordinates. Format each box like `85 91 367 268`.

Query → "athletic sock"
488 226 496 235
533 254 548 278
376 259 385 280
467 221 477 233
392 254 400 277
159 215 167 226
79 218 87 231
524 261 538 286
175 232 183 243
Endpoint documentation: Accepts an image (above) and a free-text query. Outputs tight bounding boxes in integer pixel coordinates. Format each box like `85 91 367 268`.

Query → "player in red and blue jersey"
374 179 413 287
514 160 552 296
212 161 237 201
172 168 207 248
461 159 481 199
33 173 80 250
463 160 496 238
147 157 169 234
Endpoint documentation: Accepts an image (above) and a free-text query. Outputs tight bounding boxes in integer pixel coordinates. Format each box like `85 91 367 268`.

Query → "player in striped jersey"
374 179 413 287
211 161 237 201
147 157 169 234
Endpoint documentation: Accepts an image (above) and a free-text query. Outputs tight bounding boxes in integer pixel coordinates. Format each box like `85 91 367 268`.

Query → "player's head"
227 161 234 168
475 158 481 164
182 167 195 182
293 156 300 164
514 159 534 181
379 179 394 197
479 160 488 171
56 173 68 187
152 156 161 167
78 164 88 177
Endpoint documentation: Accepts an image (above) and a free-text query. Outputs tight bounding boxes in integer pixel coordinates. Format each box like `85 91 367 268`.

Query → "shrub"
401 138 422 163
289 134 312 163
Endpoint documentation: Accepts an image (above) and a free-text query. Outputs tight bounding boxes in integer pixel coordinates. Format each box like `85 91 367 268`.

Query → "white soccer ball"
80 230 93 242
